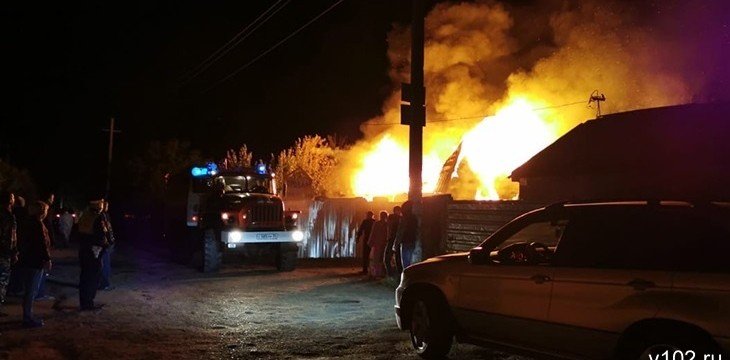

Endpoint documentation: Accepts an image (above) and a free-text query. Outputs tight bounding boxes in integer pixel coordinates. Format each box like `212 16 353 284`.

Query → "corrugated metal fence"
296 198 398 258
299 198 367 258
291 197 543 258
445 200 543 253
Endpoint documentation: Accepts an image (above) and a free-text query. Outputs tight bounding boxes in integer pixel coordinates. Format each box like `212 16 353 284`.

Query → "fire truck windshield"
221 175 273 194
190 174 276 194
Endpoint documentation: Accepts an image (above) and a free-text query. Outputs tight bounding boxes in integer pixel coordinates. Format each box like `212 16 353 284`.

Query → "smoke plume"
341 0 730 200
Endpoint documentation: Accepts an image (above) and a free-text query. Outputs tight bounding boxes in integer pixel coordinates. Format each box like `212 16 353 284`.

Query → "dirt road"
0 246 523 359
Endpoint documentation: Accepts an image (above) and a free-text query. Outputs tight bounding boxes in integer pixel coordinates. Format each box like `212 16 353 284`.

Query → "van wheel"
202 229 221 273
409 297 453 359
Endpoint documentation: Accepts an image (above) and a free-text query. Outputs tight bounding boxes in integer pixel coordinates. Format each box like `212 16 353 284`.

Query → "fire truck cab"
184 162 302 272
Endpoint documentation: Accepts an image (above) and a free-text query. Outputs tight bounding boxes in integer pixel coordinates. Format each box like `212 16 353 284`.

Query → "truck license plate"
256 233 278 240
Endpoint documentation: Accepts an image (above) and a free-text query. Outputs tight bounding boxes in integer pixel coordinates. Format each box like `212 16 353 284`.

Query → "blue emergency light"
191 162 219 177
256 163 267 174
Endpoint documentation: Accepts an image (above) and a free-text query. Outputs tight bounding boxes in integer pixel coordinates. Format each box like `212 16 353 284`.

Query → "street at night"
0 244 520 360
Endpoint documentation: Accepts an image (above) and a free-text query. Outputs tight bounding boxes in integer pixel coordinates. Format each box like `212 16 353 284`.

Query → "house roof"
510 103 730 179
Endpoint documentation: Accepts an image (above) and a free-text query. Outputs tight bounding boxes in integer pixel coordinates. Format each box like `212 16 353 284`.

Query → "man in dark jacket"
384 205 402 278
355 211 375 274
17 201 52 327
98 201 115 290
393 201 418 269
42 193 56 248
0 190 18 317
6 196 28 296
77 199 109 311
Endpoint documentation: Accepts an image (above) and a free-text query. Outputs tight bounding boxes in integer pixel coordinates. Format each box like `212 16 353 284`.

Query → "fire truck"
167 162 302 272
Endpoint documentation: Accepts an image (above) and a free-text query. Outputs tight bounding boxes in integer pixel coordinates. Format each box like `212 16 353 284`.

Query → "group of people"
0 190 115 328
356 200 418 280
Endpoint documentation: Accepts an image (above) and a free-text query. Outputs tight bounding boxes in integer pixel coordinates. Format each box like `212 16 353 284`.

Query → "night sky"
1 0 420 198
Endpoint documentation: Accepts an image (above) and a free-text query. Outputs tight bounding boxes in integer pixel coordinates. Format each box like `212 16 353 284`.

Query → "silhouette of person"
367 211 388 278
355 211 375 274
394 201 418 270
384 206 402 278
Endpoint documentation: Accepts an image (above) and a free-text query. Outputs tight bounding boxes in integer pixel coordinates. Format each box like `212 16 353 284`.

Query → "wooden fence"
445 200 543 253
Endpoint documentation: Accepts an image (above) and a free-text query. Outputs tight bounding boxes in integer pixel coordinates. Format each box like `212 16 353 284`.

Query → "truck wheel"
202 229 222 273
276 244 297 271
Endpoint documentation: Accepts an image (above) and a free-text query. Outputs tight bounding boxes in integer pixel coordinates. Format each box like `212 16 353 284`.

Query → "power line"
179 0 290 85
361 100 587 126
203 0 346 94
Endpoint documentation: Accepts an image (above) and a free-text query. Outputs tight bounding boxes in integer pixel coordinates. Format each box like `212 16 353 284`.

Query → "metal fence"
292 197 543 258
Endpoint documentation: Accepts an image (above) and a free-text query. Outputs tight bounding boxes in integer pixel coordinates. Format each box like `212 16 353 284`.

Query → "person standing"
367 211 388 279
393 201 418 270
30 193 56 302
77 199 109 311
99 201 115 290
57 208 74 249
42 193 57 248
0 191 18 317
17 201 52 328
7 196 28 296
384 205 402 278
355 211 375 274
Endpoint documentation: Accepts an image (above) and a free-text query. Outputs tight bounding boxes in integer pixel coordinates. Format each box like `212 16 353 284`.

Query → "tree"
220 145 253 170
274 135 341 197
128 140 201 199
0 160 38 200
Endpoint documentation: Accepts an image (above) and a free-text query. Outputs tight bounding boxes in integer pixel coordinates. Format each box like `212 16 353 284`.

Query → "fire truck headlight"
291 213 298 220
221 213 229 221
229 231 242 243
291 230 304 241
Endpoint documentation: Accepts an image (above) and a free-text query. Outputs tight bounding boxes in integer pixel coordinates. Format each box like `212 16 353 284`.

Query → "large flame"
460 97 556 199
352 134 443 201
352 97 558 201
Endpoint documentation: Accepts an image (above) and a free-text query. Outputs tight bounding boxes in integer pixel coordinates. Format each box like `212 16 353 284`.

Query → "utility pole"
401 0 426 262
401 0 426 201
589 90 607 118
102 117 122 199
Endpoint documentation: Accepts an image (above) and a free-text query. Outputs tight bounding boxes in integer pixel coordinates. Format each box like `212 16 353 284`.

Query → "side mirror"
468 247 491 265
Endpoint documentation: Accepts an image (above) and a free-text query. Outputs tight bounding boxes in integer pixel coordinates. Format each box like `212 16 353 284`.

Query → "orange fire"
351 134 443 201
352 97 559 201
460 98 557 199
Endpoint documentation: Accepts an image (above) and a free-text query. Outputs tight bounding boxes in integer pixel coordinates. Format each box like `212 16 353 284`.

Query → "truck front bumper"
221 230 304 246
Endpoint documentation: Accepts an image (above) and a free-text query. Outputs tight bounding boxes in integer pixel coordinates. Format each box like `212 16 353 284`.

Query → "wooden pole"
103 117 121 199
